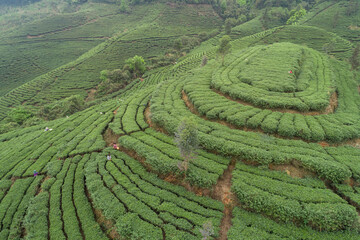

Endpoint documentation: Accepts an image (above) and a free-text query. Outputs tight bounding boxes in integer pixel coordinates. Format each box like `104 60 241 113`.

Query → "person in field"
33 170 38 177
113 143 119 150
107 154 111 161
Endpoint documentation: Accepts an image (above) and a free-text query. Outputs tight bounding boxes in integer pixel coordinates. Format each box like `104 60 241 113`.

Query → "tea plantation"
0 0 360 239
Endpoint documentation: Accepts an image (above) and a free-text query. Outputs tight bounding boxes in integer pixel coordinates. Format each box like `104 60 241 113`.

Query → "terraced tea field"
0 2 221 116
0 0 360 239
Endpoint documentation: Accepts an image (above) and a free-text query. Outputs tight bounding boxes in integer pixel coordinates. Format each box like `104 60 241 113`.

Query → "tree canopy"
217 35 232 65
174 117 199 172
125 55 146 78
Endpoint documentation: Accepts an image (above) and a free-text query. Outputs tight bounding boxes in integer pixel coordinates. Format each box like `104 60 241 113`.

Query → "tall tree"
174 117 198 173
350 44 360 71
125 55 146 78
217 35 231 66
199 221 214 240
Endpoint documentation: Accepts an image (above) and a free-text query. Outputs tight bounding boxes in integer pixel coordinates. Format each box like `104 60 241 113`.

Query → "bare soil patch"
344 178 359 188
103 128 121 147
35 175 51 196
269 161 316 178
85 89 97 102
162 172 212 196
324 91 338 114
213 158 237 240
318 141 330 147
349 25 360 31
27 34 44 39
330 137 360 148
182 90 200 115
144 104 169 134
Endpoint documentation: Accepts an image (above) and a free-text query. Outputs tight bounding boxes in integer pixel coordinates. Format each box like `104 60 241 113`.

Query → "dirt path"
212 158 237 240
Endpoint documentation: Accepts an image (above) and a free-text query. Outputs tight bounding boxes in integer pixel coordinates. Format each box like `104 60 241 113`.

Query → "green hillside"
0 0 360 239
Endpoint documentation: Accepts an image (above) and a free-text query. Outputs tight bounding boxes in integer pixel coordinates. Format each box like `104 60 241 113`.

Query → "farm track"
214 158 236 240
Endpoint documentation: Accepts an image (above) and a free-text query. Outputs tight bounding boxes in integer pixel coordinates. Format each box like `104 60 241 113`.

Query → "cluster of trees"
252 0 319 9
218 35 231 65
259 5 306 29
150 32 218 68
1 55 147 133
173 0 249 19
38 95 86 120
0 106 43 134
346 0 359 16
1 94 89 133
0 0 41 6
97 55 146 97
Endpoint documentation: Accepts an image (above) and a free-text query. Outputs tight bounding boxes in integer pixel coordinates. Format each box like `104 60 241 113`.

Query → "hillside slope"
0 0 360 239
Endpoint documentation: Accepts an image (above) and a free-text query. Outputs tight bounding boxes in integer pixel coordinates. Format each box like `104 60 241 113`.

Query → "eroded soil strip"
84 180 119 240
213 158 237 240
324 180 360 216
